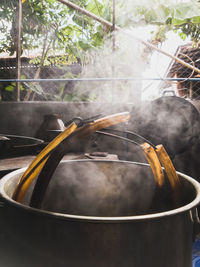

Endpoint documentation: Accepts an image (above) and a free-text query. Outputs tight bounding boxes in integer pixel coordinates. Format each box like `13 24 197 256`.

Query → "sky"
138 27 190 100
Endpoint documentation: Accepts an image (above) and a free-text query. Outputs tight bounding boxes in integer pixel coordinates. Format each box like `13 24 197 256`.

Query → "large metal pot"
0 160 200 267
130 96 200 157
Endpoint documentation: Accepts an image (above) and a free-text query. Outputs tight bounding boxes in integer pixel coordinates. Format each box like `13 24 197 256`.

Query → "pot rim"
0 134 43 148
1 160 200 223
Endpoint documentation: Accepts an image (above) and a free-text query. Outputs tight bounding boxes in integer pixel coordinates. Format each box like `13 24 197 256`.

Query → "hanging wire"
102 128 157 149
96 130 144 153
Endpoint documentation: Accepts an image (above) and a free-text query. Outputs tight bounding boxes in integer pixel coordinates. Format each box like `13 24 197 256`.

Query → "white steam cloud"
73 28 149 103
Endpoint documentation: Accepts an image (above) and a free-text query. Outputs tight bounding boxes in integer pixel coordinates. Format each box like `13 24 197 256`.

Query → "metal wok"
0 134 43 158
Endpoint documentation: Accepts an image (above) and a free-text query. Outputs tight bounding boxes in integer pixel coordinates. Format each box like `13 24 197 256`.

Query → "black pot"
35 114 65 143
0 134 43 158
0 160 200 267
130 96 200 157
0 135 10 150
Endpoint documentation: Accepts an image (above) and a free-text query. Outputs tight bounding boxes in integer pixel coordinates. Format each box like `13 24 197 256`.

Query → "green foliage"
5 83 16 92
125 0 200 43
0 0 111 57
0 0 113 101
29 54 77 66
2 0 200 101
1 0 200 58
5 75 26 92
23 82 44 95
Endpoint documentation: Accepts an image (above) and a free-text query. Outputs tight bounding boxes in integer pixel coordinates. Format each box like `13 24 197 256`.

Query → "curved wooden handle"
141 143 165 187
13 112 130 204
13 122 77 202
156 144 180 191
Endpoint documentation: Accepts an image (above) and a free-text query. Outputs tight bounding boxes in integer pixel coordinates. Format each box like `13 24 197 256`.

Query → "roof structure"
165 43 200 100
167 43 200 78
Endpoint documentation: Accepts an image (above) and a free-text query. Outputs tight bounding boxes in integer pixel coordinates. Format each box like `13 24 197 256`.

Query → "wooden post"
112 0 116 102
112 0 116 52
16 0 22 101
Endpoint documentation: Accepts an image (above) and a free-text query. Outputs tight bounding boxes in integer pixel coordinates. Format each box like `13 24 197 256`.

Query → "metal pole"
16 0 22 101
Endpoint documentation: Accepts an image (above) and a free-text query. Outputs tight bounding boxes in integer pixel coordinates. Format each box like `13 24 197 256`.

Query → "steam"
2 0 200 218
131 96 200 156
41 161 156 217
73 29 148 103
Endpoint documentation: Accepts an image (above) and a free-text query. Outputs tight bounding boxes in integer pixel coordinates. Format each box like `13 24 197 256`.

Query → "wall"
0 102 134 137
1 100 199 181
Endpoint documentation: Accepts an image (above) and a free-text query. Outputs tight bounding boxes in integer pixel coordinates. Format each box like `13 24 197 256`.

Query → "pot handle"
190 208 200 240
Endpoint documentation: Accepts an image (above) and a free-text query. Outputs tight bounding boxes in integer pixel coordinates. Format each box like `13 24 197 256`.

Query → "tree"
1 0 200 60
117 0 200 45
1 0 200 101
0 0 113 100
0 0 112 57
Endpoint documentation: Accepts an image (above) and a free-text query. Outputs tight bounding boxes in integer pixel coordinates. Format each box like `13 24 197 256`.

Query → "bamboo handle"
142 143 165 187
29 112 131 208
13 112 130 204
13 122 77 202
76 112 130 136
156 144 180 190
